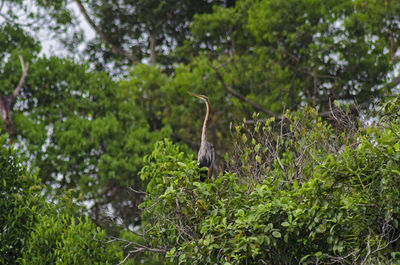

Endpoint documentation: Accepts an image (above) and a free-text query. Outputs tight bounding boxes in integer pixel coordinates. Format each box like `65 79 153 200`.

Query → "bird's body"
188 92 215 181
198 141 214 181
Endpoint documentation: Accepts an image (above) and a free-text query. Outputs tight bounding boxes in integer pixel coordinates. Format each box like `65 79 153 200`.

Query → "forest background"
1 0 399 264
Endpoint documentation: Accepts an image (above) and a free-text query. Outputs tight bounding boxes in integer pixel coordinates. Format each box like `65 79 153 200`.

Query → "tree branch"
128 186 147 195
103 236 170 265
149 31 156 65
10 55 29 104
319 100 371 118
210 65 276 117
74 0 139 64
0 55 30 135
360 217 400 265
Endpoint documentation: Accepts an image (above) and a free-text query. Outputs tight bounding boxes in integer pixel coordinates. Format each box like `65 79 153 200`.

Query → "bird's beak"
187 91 201 98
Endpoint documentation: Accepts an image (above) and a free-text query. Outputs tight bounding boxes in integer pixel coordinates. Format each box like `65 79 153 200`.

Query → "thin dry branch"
360 219 400 265
128 186 146 195
104 236 170 265
325 214 400 265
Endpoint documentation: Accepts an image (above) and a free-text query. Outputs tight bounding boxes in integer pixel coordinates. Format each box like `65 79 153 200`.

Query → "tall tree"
185 0 400 112
19 56 170 229
0 21 170 230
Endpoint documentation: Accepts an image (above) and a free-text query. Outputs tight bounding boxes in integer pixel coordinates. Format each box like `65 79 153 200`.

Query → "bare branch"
275 112 286 172
74 0 139 64
243 99 372 125
0 55 29 135
360 217 400 265
128 186 146 195
319 100 371 118
116 252 132 265
104 236 170 265
10 55 29 104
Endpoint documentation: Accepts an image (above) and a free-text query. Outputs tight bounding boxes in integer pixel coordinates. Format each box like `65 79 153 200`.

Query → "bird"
188 91 215 181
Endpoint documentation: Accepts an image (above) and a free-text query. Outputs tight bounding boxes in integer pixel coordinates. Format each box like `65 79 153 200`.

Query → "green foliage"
139 101 400 264
1 52 171 228
1 1 399 264
186 0 399 112
0 134 43 264
116 0 400 173
0 134 124 265
20 216 123 265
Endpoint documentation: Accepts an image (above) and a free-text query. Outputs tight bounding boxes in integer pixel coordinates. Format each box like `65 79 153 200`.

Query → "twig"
116 252 133 265
105 236 170 265
128 186 146 195
360 222 400 265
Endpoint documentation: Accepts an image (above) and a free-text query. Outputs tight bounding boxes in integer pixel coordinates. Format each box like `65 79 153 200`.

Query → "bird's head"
188 91 209 102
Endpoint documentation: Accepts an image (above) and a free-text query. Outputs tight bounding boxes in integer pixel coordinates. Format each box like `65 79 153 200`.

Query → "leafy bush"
0 134 43 264
137 99 400 264
20 215 123 265
0 134 125 264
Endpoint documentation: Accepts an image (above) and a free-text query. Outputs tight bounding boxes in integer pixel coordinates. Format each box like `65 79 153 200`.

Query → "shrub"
137 99 400 264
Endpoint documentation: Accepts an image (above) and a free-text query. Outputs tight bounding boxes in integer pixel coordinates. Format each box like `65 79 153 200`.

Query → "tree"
185 0 399 113
4 0 398 163
0 134 125 264
30 0 226 72
18 56 170 229
0 22 170 230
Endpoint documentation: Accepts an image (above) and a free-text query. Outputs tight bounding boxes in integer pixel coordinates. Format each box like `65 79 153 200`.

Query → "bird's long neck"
201 98 210 144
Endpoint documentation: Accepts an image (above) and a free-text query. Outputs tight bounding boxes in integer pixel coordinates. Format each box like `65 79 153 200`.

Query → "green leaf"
272 231 281 238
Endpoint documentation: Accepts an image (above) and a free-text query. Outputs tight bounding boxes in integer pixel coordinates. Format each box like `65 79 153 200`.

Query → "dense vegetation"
139 98 400 264
0 134 124 264
0 0 399 264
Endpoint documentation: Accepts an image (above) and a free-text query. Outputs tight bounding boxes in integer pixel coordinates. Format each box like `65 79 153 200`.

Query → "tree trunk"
149 32 157 65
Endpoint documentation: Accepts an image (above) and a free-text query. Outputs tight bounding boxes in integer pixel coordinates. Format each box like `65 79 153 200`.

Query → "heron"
188 92 215 181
